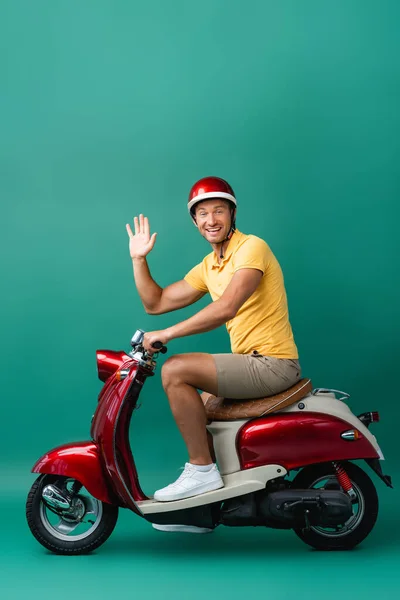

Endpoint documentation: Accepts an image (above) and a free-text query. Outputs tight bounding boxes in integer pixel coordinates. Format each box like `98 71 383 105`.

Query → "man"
126 176 301 504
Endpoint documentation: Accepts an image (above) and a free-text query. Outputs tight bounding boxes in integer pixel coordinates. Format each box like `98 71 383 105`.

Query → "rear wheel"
291 462 378 550
26 475 119 555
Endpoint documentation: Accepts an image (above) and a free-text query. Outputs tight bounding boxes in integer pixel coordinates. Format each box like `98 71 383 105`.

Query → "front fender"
32 441 118 505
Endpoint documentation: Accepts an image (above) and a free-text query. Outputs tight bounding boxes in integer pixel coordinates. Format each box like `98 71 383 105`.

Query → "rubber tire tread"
26 475 119 555
291 462 379 551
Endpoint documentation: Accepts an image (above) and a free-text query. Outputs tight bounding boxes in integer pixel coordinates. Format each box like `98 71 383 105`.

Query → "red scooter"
26 329 392 554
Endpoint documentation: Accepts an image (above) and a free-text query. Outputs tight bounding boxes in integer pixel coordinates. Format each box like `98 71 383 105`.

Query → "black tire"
26 475 119 555
291 462 379 550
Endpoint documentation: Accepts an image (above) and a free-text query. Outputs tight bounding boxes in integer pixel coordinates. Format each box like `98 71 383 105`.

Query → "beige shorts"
212 352 302 399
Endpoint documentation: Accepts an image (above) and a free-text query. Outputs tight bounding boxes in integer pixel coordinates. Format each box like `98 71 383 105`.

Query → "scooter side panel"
32 441 118 505
238 412 379 471
282 393 384 459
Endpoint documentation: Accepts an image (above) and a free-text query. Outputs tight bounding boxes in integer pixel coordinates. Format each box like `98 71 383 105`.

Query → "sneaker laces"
174 463 196 483
170 463 217 487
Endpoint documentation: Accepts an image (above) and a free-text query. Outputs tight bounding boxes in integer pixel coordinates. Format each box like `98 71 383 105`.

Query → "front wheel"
291 462 379 550
26 475 119 555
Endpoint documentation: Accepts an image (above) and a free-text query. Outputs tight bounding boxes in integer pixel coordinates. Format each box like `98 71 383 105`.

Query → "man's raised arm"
126 215 205 315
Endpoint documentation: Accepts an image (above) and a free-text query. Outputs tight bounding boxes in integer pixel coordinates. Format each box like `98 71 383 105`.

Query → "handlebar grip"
153 341 168 354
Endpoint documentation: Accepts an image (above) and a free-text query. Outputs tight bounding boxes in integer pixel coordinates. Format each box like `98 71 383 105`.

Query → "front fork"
42 477 83 515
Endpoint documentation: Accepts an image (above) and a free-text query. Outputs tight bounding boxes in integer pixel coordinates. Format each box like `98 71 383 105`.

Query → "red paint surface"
188 176 235 204
32 354 150 514
238 412 379 470
91 358 148 509
96 350 131 382
32 441 117 505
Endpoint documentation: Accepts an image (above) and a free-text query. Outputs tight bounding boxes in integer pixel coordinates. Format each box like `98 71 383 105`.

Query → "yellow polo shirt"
184 230 298 359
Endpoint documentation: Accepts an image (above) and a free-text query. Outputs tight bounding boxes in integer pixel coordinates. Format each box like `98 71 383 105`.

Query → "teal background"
1 0 399 597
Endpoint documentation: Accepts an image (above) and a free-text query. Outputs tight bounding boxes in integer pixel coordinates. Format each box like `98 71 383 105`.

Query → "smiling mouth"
206 228 222 234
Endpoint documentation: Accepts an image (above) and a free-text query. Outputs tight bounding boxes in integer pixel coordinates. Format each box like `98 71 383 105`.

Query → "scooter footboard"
32 441 117 505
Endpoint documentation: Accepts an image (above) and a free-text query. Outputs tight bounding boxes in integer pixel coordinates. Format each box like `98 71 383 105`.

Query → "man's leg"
200 391 217 463
153 353 224 503
161 353 218 465
153 353 224 520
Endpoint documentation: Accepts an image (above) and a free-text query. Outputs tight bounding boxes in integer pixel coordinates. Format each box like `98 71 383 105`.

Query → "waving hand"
126 214 157 259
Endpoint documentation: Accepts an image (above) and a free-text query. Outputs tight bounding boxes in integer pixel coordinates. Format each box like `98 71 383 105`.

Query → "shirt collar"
211 229 242 269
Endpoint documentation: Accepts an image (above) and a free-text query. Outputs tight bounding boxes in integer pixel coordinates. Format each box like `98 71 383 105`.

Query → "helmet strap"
219 209 236 259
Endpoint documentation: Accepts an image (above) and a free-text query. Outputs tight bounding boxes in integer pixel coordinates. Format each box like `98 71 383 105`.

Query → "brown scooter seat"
204 378 312 421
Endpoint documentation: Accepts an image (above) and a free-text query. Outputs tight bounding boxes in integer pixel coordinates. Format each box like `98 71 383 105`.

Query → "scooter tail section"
32 441 118 505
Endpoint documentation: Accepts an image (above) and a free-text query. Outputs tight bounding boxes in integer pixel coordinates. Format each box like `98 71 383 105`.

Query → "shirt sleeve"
184 262 208 292
232 236 271 274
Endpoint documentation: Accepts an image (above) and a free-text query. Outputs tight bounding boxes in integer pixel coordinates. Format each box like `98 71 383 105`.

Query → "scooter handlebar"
152 341 168 354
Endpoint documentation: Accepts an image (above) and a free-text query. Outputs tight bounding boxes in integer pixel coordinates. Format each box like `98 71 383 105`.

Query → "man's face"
194 199 234 244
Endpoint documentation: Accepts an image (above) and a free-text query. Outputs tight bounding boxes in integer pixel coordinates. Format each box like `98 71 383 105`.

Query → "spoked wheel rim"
39 479 103 542
308 475 365 538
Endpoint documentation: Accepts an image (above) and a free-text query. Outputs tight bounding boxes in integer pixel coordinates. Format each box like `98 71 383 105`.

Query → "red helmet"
187 176 237 221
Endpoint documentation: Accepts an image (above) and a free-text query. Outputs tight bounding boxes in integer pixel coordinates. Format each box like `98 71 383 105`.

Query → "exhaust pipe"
42 484 71 511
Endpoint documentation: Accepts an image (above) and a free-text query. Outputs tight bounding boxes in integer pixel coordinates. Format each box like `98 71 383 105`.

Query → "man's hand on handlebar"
143 330 171 356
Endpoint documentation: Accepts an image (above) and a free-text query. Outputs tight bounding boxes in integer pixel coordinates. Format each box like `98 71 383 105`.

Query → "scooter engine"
261 489 353 528
220 487 353 529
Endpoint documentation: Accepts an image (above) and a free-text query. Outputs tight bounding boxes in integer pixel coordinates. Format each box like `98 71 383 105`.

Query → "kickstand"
303 509 311 531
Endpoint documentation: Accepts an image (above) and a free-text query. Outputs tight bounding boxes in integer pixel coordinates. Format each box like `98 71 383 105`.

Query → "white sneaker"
152 524 213 534
153 463 224 502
